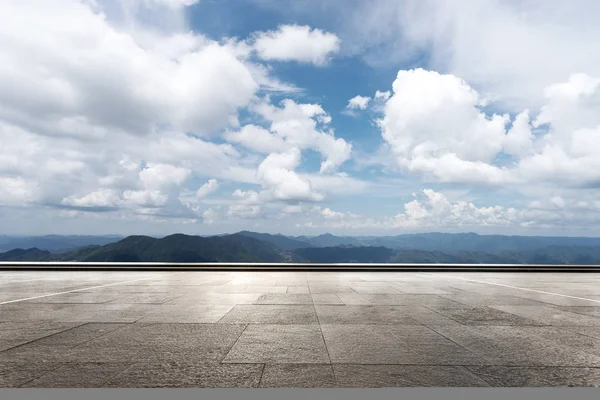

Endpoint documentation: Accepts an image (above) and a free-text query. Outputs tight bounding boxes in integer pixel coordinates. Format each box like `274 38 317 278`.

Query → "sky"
2 0 600 237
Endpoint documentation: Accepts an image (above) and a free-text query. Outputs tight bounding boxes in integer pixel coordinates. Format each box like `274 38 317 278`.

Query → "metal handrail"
1 261 600 272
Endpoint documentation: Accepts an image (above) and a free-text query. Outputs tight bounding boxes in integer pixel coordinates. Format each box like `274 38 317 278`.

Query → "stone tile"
28 323 130 347
561 326 600 340
218 305 319 324
320 325 421 364
21 293 122 304
103 362 263 388
137 304 235 323
0 321 82 351
466 366 600 387
554 307 600 318
0 304 79 322
260 364 335 387
315 305 422 325
308 285 357 294
426 305 544 326
0 344 75 363
311 294 343 305
106 294 184 304
22 362 133 387
428 325 600 366
439 294 548 307
254 294 313 305
0 362 62 388
240 286 288 294
223 324 329 364
164 293 261 305
492 305 600 326
286 287 310 294
351 287 404 294
335 293 459 307
67 323 247 363
334 365 490 387
514 326 600 357
35 304 158 323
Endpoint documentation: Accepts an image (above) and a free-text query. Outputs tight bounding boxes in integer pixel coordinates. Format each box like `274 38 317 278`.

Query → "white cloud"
224 124 287 154
143 0 199 7
232 189 262 205
61 189 122 209
379 68 510 183
251 25 340 66
256 149 324 202
228 204 262 219
0 1 259 138
139 164 191 190
249 99 352 173
374 90 391 101
196 179 219 199
123 190 169 207
347 95 371 110
326 0 600 111
376 69 600 190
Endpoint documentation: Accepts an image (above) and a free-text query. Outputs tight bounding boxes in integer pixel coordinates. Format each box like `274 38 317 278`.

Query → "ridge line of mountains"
3 231 600 264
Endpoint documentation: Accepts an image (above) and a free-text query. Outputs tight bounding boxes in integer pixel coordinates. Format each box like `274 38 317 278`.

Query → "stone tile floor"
2 270 600 387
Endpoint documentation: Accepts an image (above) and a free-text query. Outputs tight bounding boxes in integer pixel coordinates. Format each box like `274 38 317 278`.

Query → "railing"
2 261 600 272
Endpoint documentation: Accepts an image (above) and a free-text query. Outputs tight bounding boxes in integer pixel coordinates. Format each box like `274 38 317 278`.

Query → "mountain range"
2 231 600 264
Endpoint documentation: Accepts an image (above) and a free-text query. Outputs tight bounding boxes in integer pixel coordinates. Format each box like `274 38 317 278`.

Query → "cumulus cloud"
374 90 391 101
256 149 324 202
0 1 259 138
251 25 341 65
243 99 352 173
315 0 600 111
196 179 219 199
347 95 371 110
376 68 600 189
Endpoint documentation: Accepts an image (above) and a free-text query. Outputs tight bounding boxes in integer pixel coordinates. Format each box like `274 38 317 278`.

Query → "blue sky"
2 0 600 237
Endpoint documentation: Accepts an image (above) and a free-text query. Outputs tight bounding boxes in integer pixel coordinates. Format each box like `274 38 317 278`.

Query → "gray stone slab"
320 325 421 364
439 294 548 307
0 344 76 363
217 305 319 324
315 305 422 325
22 362 133 388
260 364 336 387
254 294 313 304
335 293 460 307
428 325 600 366
286 287 310 294
67 323 247 363
466 366 600 387
492 305 600 326
308 285 357 294
137 304 235 323
0 304 79 322
106 294 184 304
311 294 343 304
0 362 62 388
240 286 288 293
351 286 404 294
21 292 122 304
27 323 130 347
553 307 600 318
426 305 544 326
0 321 82 351
102 362 264 388
222 324 330 364
8 304 157 323
334 365 490 387
164 293 261 305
